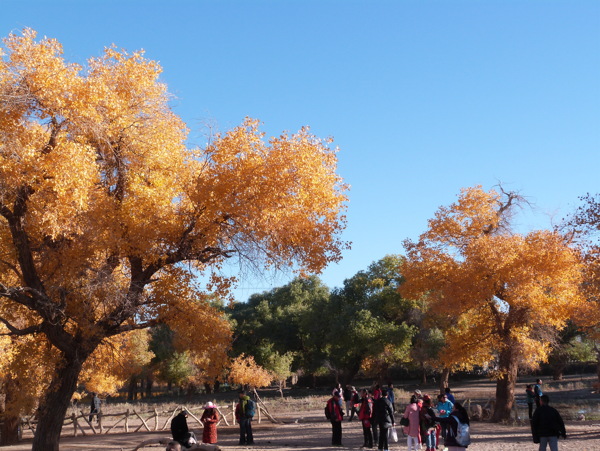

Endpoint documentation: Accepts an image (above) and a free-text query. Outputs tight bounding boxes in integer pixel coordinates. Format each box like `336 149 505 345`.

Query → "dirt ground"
3 375 600 450
3 410 600 451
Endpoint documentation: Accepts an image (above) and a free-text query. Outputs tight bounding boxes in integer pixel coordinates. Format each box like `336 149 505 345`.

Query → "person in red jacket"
326 391 344 446
358 389 375 448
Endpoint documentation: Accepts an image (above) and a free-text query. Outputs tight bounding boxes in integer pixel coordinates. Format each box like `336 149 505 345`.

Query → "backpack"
245 399 256 418
451 415 471 446
325 404 332 420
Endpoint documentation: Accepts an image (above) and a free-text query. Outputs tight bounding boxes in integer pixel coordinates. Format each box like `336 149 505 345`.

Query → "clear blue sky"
2 0 599 301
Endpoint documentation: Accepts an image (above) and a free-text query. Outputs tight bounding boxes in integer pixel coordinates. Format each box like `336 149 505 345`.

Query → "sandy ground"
2 410 600 451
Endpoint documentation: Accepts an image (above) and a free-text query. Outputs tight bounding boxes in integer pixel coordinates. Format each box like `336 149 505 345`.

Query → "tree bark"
0 414 20 445
491 346 519 422
31 355 85 451
439 367 450 394
0 378 21 445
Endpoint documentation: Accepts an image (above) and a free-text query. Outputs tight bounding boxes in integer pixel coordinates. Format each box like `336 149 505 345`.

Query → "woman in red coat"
201 402 220 444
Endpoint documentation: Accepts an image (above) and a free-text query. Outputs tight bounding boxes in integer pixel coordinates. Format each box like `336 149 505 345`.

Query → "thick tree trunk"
146 376 153 397
492 346 519 422
31 356 84 451
0 414 20 445
0 378 21 445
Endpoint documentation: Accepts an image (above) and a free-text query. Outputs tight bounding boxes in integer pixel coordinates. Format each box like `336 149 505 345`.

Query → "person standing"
526 384 536 419
350 386 360 421
358 389 375 448
403 394 421 451
374 388 395 451
89 393 101 423
531 395 566 451
326 391 344 446
437 392 454 443
420 395 438 451
444 387 456 404
235 390 255 445
200 401 219 444
387 383 396 412
534 379 544 408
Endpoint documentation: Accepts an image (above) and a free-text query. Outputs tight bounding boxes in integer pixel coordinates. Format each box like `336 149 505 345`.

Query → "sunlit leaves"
400 186 584 372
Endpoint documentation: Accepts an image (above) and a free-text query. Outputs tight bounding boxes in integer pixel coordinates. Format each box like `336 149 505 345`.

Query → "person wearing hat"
170 409 197 448
201 401 220 444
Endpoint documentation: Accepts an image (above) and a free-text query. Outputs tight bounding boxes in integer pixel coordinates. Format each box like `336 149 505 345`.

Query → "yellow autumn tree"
229 354 274 389
0 29 347 451
399 186 584 421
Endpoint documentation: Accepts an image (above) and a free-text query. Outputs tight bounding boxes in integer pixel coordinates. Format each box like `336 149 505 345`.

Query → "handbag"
399 417 409 426
389 425 399 442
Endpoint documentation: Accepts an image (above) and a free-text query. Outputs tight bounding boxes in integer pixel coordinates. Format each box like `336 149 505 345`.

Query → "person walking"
358 389 375 448
403 394 421 451
531 394 566 451
200 401 219 444
374 388 395 451
326 391 344 446
235 390 255 445
89 392 101 423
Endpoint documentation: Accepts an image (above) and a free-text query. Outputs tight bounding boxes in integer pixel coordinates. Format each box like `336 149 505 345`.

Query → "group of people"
160 377 567 451
326 384 470 451
168 390 254 449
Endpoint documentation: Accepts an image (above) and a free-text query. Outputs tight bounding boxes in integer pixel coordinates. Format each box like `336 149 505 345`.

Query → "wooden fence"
17 397 278 438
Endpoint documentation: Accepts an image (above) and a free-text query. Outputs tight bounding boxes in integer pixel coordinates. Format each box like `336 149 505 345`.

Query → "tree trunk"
552 364 565 381
421 363 427 385
491 346 519 422
0 414 20 445
128 376 137 401
31 356 85 451
145 376 153 397
0 378 21 445
596 347 600 386
439 367 450 394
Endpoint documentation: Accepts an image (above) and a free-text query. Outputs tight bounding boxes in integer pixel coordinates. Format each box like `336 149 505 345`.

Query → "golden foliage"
400 186 584 373
0 28 347 432
229 354 274 388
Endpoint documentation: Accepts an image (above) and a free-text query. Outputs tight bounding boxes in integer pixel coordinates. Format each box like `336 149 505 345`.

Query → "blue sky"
2 0 599 301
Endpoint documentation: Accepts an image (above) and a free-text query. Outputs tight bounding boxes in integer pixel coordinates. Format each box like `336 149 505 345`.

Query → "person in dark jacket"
170 410 197 448
326 390 344 446
89 393 101 423
531 394 566 451
374 388 395 451
433 402 470 449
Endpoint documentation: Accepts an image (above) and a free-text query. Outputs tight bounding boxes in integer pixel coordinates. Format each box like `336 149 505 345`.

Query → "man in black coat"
531 395 566 451
373 389 395 451
170 410 196 448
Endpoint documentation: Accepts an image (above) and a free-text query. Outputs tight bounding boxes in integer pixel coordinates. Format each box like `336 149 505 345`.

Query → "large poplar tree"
400 186 583 421
0 30 347 450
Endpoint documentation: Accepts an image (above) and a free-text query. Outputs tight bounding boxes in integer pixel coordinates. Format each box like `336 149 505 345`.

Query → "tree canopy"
399 186 584 421
0 29 348 450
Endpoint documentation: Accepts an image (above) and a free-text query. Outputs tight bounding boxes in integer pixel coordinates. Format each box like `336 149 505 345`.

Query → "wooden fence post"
125 409 130 433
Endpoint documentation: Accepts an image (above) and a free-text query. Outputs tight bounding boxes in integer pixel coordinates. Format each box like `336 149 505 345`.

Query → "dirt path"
3 410 600 451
